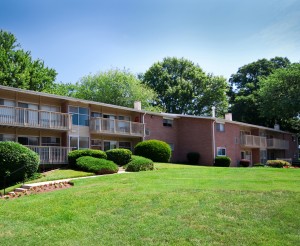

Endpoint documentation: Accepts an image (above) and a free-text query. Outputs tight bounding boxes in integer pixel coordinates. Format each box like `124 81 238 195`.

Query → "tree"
142 57 228 116
72 68 161 111
258 63 300 132
228 57 291 125
0 30 57 91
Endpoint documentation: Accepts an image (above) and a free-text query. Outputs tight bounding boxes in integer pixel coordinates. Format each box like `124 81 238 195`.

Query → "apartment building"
0 85 298 166
145 112 298 165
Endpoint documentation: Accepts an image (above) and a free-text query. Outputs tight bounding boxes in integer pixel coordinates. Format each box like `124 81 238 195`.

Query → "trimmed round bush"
68 149 107 167
134 140 171 162
125 155 154 172
76 156 118 174
106 148 132 166
239 159 250 167
214 156 231 167
0 141 40 187
187 152 200 164
266 160 291 168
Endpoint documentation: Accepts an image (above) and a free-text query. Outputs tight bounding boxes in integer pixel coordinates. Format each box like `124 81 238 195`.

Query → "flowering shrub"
266 160 291 168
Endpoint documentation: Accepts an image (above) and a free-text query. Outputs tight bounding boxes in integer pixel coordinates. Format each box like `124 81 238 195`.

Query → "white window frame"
216 123 225 132
217 147 226 156
163 118 173 127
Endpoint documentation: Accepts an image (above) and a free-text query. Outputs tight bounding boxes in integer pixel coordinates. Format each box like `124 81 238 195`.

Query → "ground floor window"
70 136 89 150
260 149 267 164
41 137 60 146
217 147 226 156
104 141 117 151
0 134 15 142
18 136 39 146
119 141 131 150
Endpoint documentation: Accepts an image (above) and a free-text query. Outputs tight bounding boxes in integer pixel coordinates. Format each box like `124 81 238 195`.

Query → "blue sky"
1 0 300 83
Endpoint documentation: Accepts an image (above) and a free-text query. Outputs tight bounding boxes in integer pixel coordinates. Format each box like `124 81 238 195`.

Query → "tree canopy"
0 30 57 91
69 68 160 111
228 57 291 125
142 57 228 116
258 63 300 132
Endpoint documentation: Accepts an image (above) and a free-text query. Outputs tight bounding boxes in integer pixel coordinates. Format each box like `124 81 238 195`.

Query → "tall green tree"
258 63 300 132
0 30 57 91
142 57 228 116
72 68 161 111
228 57 290 125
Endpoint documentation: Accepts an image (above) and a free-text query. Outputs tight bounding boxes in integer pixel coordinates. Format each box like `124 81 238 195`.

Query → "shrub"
239 159 250 167
253 163 265 167
125 155 154 172
76 156 118 174
68 149 107 167
187 152 200 164
106 148 132 166
0 141 40 187
134 140 171 162
214 156 231 167
266 160 291 168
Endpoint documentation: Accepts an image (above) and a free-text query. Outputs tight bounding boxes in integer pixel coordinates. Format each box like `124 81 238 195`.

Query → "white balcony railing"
241 135 267 148
267 139 289 149
90 117 145 137
0 105 71 130
27 146 73 164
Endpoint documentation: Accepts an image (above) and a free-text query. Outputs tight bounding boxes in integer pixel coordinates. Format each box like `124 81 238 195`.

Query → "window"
168 143 174 151
163 118 173 127
18 136 39 146
216 123 225 132
217 147 226 156
91 112 102 118
70 136 89 149
104 141 117 151
69 106 89 126
119 141 131 150
91 139 102 150
41 137 60 146
0 134 15 142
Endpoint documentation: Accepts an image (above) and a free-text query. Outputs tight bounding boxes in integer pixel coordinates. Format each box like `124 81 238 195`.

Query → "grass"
0 164 299 245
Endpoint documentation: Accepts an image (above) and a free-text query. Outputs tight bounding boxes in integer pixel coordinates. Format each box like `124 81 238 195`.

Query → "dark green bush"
106 148 132 166
68 149 107 167
253 163 265 167
76 156 118 174
187 152 200 164
125 155 154 172
0 141 40 188
266 160 291 168
134 140 171 162
214 156 231 167
239 159 250 167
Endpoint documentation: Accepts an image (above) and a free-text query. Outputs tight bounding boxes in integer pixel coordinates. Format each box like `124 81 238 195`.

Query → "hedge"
125 155 154 172
106 148 132 166
239 159 250 167
0 141 40 188
214 156 231 167
134 140 171 162
68 149 107 167
76 156 118 174
187 152 200 164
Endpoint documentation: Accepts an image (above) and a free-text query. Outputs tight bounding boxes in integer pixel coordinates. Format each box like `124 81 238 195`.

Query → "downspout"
211 106 216 164
142 112 147 141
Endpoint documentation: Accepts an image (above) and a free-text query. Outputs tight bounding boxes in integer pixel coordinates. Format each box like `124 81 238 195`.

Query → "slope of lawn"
0 164 299 245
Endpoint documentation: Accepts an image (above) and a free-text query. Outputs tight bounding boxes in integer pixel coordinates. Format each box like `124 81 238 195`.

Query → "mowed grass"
0 164 299 246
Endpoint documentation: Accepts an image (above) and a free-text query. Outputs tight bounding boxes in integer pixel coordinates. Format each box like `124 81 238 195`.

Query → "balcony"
241 135 267 148
27 146 73 164
267 139 289 149
0 105 71 130
90 117 145 137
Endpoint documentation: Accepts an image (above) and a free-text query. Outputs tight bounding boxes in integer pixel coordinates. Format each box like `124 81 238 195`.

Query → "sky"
1 0 300 83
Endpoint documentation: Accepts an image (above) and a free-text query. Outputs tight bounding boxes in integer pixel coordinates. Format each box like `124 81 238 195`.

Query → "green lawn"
0 164 299 245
